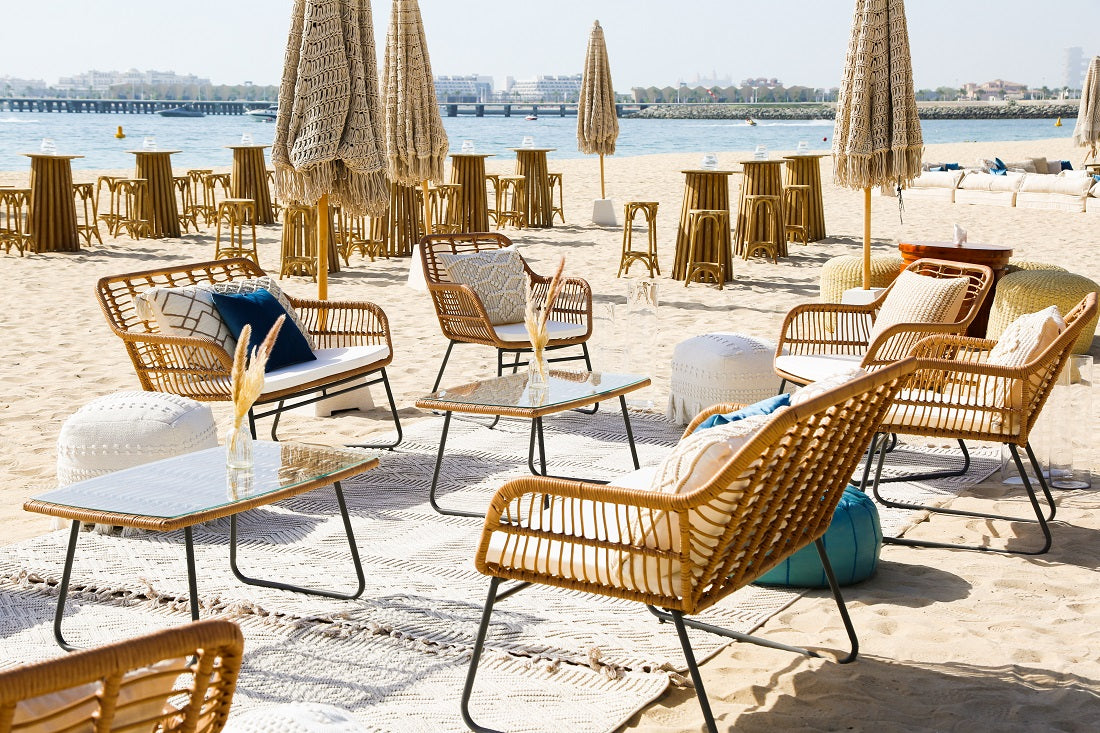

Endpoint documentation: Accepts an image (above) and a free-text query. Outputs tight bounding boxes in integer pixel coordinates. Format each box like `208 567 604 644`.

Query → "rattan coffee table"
415 369 651 518
24 441 378 650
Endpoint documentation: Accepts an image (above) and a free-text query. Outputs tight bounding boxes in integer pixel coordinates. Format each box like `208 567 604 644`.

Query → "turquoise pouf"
755 486 882 588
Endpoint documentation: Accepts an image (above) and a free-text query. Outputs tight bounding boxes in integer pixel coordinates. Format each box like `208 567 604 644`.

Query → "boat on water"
525 114 538 121
745 117 757 126
158 104 204 118
246 104 278 122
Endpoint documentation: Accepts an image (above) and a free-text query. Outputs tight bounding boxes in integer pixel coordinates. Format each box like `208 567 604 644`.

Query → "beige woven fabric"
867 269 969 343
1073 56 1100 160
382 0 449 185
577 20 619 156
273 0 389 216
832 0 923 190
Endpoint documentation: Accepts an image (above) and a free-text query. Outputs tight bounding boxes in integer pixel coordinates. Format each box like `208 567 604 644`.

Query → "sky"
2 0 1097 92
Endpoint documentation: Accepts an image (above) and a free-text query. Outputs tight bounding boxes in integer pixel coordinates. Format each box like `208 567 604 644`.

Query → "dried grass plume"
230 315 286 430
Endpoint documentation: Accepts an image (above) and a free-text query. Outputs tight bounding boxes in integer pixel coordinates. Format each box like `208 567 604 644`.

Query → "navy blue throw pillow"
1062 160 1074 171
693 393 791 433
992 157 1007 170
944 162 962 171
210 289 316 372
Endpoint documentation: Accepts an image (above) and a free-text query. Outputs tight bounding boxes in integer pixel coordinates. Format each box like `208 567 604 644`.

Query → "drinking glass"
460 139 475 153
700 153 718 170
1048 354 1093 489
624 280 659 409
241 132 254 145
39 138 56 155
753 144 768 160
521 135 535 148
796 140 810 153
142 136 157 151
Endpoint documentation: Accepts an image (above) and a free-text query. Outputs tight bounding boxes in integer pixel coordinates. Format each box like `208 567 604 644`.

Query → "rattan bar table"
449 153 494 233
129 150 181 238
782 153 827 242
20 152 84 252
24 441 378 650
416 370 651 518
735 159 787 258
672 169 735 282
511 147 556 228
226 144 275 225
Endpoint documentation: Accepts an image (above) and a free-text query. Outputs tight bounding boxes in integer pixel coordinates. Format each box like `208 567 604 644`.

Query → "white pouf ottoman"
667 333 782 424
57 391 219 485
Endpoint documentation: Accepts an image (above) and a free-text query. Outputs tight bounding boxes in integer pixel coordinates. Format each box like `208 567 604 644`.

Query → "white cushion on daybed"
773 353 864 383
905 170 964 203
1016 174 1092 212
493 320 588 342
263 344 390 393
955 171 1025 207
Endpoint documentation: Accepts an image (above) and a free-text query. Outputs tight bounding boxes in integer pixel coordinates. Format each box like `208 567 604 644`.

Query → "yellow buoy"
1055 117 1063 127
115 125 126 139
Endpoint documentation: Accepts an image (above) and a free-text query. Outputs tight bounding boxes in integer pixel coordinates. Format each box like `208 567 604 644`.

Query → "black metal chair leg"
669 610 719 733
269 401 285 440
815 538 858 663
777 378 788 394
347 368 404 450
461 577 504 733
1024 442 1057 521
573 342 599 415
432 340 458 392
875 439 970 484
52 521 82 651
184 527 201 620
247 409 257 440
229 481 367 597
620 395 641 470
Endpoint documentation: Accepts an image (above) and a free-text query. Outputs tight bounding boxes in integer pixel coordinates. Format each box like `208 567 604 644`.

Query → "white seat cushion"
883 388 1019 436
493 320 587 342
774 353 863 383
262 344 390 393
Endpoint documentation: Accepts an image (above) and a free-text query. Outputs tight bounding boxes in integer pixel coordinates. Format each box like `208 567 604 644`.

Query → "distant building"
434 74 493 103
691 71 734 88
741 77 781 89
961 79 1029 101
55 69 210 93
0 75 49 95
503 75 582 102
1064 47 1088 91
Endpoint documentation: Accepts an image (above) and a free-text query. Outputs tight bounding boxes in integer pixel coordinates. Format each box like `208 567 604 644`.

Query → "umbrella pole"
317 193 329 299
599 154 606 200
863 187 871 290
422 179 432 235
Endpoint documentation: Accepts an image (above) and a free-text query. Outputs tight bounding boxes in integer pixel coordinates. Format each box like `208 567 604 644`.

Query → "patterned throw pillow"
867 269 970 344
437 247 527 325
984 305 1066 408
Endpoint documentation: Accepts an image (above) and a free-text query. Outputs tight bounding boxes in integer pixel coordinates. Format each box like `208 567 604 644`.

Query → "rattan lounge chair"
96 258 401 447
420 232 593 392
0 619 242 732
461 359 917 733
860 292 1098 555
774 258 994 390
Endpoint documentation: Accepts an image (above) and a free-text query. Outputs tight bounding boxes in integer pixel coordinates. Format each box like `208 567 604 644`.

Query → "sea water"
0 112 1073 171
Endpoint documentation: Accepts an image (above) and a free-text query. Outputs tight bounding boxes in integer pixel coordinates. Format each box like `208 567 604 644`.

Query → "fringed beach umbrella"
1073 56 1100 165
383 0 449 234
833 0 922 289
577 19 618 201
273 0 389 299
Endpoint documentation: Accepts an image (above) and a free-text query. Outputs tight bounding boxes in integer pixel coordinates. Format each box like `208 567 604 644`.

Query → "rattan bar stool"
95 175 126 236
618 201 660 277
186 169 215 225
548 171 566 223
496 175 527 229
214 198 259 264
266 168 282 218
0 188 34 256
485 173 501 226
202 172 232 224
172 176 200 233
684 208 728 289
741 194 782 263
429 183 463 234
279 204 317 279
116 179 151 240
341 210 387 262
784 184 810 247
72 182 102 246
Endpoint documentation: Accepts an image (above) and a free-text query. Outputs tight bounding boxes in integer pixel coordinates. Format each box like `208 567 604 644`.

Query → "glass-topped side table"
24 441 378 650
415 370 651 517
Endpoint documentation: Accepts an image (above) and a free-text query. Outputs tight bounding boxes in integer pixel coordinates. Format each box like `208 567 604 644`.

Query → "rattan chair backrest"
419 232 519 286
882 257 994 328
0 619 243 733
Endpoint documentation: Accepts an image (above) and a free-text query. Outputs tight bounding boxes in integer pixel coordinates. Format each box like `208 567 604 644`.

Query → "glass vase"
527 345 550 400
225 423 254 498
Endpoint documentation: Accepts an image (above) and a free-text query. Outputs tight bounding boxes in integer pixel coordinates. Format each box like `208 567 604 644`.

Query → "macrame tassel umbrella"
577 20 619 201
833 0 923 289
1073 56 1100 166
273 0 389 299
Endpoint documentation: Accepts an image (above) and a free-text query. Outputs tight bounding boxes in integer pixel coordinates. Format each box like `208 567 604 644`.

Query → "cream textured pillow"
437 247 527 325
789 368 867 407
868 269 970 344
984 305 1066 407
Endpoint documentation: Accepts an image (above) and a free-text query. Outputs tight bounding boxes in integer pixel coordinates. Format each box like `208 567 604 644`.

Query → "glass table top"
29 442 377 520
419 370 648 411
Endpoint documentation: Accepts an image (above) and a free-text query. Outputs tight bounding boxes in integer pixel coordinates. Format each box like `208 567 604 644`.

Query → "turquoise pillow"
692 393 791 433
754 486 882 588
990 168 1008 176
211 289 316 372
992 157 1006 170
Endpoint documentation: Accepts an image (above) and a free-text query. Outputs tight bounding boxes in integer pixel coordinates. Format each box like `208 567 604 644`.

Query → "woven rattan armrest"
908 333 998 360
862 321 985 367
775 301 877 358
288 296 394 350
529 275 592 326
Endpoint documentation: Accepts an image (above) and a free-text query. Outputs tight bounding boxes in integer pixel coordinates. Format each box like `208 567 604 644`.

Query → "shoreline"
630 101 1079 120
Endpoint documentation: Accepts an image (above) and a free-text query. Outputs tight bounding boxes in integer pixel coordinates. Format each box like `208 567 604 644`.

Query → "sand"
2 136 1098 730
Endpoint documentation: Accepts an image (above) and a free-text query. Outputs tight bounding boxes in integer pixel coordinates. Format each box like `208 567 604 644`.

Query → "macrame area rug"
0 409 997 731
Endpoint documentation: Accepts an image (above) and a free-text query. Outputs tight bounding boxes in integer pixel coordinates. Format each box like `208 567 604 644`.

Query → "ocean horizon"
0 111 1074 171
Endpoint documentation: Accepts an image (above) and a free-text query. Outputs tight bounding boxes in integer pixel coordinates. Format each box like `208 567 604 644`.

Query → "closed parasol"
1073 56 1100 164
273 0 389 298
577 20 619 202
833 0 922 289
383 0 449 238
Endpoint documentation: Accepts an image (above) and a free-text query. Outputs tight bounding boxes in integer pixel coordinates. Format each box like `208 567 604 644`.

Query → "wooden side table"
129 150 181 238
226 144 275 225
511 147 556 229
449 153 493 233
735 160 787 258
672 170 734 282
21 153 84 252
897 241 1014 337
782 154 827 242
